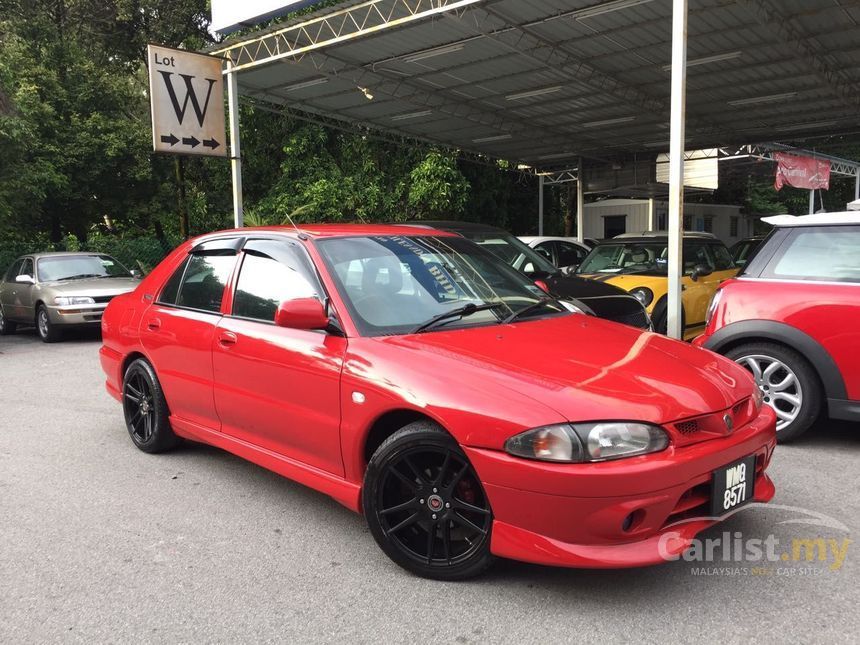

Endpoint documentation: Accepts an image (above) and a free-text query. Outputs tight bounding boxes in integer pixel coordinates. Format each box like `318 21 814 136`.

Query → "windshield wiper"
411 302 506 334
503 297 557 325
56 273 101 281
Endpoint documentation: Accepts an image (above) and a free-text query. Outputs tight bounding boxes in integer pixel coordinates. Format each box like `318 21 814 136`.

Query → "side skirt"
170 416 362 513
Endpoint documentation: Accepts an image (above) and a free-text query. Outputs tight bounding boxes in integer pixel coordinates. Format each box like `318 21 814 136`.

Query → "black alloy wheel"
364 422 494 580
122 359 179 453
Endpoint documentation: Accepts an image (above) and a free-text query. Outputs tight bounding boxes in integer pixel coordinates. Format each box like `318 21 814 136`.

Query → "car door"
213 237 347 476
681 242 716 329
140 238 240 430
15 258 36 322
0 259 23 320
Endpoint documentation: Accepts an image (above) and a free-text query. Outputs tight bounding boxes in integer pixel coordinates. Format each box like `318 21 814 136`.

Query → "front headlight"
505 422 669 463
54 296 95 306
629 287 654 307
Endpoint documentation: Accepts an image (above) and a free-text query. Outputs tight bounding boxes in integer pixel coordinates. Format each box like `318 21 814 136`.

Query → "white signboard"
148 45 226 158
656 149 719 190
211 0 322 34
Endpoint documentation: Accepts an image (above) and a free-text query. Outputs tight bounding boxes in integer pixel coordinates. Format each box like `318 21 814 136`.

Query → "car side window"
175 252 236 313
534 242 554 263
19 258 34 279
157 257 190 305
710 244 734 271
233 240 321 322
683 244 712 274
763 226 860 283
557 242 586 267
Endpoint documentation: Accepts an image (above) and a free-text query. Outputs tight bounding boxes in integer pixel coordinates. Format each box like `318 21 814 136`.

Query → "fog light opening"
622 509 646 533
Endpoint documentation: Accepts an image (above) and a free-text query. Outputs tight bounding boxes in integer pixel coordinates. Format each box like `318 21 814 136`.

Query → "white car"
518 236 591 273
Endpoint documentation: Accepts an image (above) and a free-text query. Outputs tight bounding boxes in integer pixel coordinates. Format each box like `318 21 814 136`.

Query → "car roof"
519 236 587 244
595 235 725 245
762 212 860 227
405 220 506 234
205 224 460 239
25 252 111 260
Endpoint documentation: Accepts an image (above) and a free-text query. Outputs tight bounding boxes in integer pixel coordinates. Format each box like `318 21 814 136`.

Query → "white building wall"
582 198 746 245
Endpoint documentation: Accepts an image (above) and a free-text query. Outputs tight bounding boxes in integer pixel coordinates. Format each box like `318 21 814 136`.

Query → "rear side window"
233 240 321 322
157 257 189 305
763 226 860 283
175 253 236 313
557 242 587 267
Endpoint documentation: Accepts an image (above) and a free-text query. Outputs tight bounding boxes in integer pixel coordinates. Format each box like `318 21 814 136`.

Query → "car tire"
652 299 686 337
122 358 180 453
725 342 821 442
36 304 61 343
363 421 494 580
0 306 16 335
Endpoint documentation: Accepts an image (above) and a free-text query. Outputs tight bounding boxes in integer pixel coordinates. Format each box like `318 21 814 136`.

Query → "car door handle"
218 331 238 346
146 318 162 331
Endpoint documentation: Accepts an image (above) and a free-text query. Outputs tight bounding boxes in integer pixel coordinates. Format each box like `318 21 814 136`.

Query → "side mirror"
275 298 329 331
561 264 579 276
534 279 551 294
130 269 142 279
15 274 34 284
691 264 713 281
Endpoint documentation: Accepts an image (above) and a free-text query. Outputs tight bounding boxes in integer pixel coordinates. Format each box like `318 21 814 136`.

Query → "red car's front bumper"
464 407 777 568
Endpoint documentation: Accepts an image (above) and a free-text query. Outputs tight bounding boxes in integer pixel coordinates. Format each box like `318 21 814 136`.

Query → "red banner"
774 152 831 191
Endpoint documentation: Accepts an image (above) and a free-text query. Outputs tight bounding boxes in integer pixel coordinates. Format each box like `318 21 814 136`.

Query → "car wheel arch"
704 320 846 400
362 409 451 468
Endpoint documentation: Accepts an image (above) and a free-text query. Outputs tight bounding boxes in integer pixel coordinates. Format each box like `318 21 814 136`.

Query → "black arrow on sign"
202 138 220 150
160 133 179 146
182 136 200 148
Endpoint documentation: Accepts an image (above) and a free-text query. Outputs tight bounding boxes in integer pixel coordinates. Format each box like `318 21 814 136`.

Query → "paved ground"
1 328 858 644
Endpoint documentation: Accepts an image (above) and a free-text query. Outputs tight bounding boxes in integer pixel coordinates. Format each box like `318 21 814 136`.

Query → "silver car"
0 252 140 342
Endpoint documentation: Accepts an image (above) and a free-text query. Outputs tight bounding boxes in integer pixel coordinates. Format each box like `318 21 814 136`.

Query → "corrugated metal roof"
214 0 860 169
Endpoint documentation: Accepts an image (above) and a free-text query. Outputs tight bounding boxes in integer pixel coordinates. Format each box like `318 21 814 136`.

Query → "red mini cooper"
695 212 860 441
100 225 776 579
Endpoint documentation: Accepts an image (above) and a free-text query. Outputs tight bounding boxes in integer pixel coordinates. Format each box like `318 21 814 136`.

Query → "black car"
410 221 651 330
729 236 767 268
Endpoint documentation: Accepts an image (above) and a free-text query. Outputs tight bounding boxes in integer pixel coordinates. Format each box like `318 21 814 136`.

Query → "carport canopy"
207 0 860 337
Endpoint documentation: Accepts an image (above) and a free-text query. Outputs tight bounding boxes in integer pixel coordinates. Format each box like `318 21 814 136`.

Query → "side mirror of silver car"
15 274 35 284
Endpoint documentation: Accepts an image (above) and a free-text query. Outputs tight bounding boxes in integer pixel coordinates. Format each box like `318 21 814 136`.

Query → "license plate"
711 455 756 516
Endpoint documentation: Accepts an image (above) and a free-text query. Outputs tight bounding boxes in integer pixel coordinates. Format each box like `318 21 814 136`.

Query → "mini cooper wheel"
363 422 494 580
0 306 16 335
36 305 61 343
122 359 179 453
726 342 821 442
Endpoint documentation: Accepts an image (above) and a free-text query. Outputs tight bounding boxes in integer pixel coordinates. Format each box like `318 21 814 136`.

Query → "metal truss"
210 0 484 73
538 169 579 185
714 144 860 177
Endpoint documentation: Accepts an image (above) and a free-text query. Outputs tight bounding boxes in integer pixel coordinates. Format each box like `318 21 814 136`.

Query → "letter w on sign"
148 45 227 158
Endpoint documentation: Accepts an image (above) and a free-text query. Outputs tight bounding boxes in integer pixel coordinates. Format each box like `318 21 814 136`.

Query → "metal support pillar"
648 197 656 231
809 190 815 215
667 0 688 340
576 179 585 243
227 57 244 228
855 171 860 201
538 175 545 236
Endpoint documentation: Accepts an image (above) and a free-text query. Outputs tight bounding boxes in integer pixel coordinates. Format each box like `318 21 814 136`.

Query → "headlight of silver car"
629 287 654 308
54 296 95 306
505 422 669 463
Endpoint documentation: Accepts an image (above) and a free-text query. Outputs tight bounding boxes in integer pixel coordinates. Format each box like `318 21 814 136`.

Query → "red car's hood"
377 315 753 425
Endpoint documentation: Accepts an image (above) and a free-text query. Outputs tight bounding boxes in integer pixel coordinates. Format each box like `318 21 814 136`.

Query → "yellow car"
577 233 738 339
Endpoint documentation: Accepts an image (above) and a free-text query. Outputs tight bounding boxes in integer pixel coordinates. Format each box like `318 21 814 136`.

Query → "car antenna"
281 205 310 237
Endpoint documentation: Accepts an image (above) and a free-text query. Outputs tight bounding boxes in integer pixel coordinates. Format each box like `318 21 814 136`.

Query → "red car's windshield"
316 235 566 336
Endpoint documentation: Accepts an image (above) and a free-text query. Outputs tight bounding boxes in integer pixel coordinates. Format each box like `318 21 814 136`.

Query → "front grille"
609 308 650 329
92 295 114 304
676 420 700 435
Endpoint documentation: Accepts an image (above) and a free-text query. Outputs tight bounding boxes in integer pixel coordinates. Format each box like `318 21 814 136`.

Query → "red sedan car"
100 225 776 579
